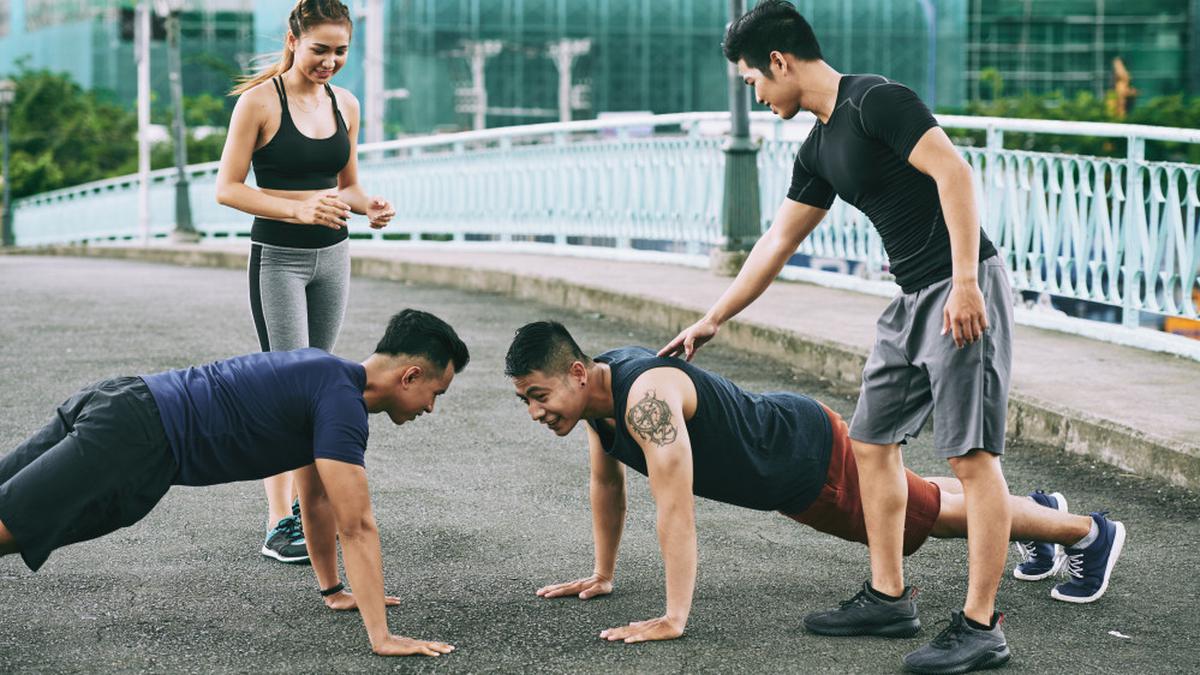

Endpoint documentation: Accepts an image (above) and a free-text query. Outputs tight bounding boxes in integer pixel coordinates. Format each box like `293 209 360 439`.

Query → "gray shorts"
848 256 1014 458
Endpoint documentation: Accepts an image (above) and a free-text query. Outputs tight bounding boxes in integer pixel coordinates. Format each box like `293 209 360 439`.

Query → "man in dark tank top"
505 322 1124 651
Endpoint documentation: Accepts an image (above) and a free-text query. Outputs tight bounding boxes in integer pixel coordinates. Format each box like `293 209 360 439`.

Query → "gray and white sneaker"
261 515 309 564
803 581 921 637
903 611 1010 674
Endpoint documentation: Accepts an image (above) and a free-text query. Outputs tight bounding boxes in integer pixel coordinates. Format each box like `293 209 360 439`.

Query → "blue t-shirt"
588 347 832 514
141 349 369 486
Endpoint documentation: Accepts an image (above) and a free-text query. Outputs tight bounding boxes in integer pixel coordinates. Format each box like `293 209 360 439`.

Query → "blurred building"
0 0 1196 138
0 0 253 111
967 0 1200 101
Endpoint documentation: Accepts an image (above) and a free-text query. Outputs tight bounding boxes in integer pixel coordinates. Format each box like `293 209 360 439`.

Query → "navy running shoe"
1051 511 1125 603
1013 490 1067 581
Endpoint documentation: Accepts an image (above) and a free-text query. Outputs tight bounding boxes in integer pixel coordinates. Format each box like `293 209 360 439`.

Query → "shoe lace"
928 618 962 649
838 588 872 610
1013 540 1038 562
1062 551 1084 580
272 516 304 543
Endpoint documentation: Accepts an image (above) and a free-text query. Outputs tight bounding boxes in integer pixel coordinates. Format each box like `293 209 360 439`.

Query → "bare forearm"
656 502 697 624
340 525 390 646
938 167 982 283
337 184 372 214
590 480 626 579
705 229 795 325
300 493 340 590
216 182 300 221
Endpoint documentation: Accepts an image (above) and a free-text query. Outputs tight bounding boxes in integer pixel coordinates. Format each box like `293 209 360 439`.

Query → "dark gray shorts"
0 377 178 571
848 256 1014 458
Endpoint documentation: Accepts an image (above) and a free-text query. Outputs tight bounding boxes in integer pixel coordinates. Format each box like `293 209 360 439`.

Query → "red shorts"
782 405 941 556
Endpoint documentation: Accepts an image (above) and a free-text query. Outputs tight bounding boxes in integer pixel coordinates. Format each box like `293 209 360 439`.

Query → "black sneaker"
902 611 1010 674
261 515 310 564
803 581 921 637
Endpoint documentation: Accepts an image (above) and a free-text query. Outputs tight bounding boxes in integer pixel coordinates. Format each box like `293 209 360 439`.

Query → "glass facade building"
967 0 1199 101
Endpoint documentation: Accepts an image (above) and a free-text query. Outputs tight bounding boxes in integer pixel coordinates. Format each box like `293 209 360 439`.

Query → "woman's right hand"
293 193 352 229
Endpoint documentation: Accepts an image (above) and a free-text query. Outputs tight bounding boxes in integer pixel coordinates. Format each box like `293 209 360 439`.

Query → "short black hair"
504 321 588 378
375 309 470 373
722 0 823 75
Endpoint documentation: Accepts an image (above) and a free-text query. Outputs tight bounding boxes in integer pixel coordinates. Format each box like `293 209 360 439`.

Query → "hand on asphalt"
942 281 988 348
535 574 613 600
371 634 455 657
659 317 719 361
323 589 401 611
599 615 684 643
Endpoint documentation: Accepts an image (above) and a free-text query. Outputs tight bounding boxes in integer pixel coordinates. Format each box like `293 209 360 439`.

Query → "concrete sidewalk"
17 241 1200 489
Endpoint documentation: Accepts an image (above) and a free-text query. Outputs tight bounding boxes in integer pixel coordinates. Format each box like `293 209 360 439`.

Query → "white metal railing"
11 111 1200 327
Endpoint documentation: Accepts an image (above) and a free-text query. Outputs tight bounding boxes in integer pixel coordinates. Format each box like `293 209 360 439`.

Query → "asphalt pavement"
0 255 1196 673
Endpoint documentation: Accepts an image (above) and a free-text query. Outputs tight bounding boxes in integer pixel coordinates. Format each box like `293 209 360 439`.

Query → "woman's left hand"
366 196 395 229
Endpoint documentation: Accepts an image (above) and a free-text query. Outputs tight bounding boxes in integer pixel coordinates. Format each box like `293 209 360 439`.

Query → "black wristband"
319 582 345 597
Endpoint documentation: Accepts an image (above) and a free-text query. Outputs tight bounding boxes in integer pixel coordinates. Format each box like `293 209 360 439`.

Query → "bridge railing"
11 111 1200 324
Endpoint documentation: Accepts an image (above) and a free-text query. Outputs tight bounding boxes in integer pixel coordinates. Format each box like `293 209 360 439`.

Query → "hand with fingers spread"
658 317 720 362
371 634 456 657
941 280 988 348
294 192 352 230
599 615 685 644
536 574 613 600
323 588 401 612
365 195 395 229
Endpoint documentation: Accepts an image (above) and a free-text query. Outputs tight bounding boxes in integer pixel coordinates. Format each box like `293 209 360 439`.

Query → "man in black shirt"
509 322 1122 650
661 3 1021 672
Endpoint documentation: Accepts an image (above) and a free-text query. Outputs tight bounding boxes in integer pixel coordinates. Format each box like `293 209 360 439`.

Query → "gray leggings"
248 240 350 353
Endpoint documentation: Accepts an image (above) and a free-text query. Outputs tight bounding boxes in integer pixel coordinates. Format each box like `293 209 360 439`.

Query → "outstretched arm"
660 198 826 360
536 425 627 600
315 459 454 657
600 372 696 643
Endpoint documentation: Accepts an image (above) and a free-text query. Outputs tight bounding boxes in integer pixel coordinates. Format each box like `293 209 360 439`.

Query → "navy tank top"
250 76 352 248
588 347 832 514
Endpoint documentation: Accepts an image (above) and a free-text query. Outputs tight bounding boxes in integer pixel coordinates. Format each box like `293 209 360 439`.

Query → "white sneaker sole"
1051 520 1125 604
260 545 310 564
1013 492 1069 581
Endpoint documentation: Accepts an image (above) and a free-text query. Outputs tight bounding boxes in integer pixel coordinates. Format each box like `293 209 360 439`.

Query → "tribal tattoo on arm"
626 390 678 447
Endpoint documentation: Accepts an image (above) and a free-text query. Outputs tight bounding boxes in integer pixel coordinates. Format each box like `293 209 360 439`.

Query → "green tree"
6 65 139 198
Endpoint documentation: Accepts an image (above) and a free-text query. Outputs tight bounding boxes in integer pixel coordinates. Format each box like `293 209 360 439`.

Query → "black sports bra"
251 76 351 191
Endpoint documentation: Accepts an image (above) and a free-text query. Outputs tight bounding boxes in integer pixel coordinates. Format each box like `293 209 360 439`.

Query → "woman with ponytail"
216 0 395 566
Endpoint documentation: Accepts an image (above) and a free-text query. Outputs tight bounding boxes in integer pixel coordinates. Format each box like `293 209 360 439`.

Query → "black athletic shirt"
787 74 997 293
588 347 831 514
250 76 351 248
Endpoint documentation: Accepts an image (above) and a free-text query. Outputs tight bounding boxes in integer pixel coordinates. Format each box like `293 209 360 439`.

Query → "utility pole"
714 0 761 275
547 38 591 123
157 0 198 241
917 0 937 110
362 0 408 144
453 40 503 131
136 1 151 244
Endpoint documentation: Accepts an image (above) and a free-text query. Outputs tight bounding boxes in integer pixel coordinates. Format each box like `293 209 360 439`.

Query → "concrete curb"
16 244 1200 490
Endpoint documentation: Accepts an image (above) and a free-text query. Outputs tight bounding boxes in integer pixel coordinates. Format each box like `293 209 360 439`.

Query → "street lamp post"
156 0 198 242
0 78 14 247
713 0 761 275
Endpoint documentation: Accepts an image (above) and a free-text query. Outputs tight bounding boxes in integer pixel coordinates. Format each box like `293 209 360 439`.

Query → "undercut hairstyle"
505 321 589 378
722 0 823 75
375 309 470 374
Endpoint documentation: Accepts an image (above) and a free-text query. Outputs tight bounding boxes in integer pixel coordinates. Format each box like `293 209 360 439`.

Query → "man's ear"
569 360 587 386
769 50 788 76
401 364 423 386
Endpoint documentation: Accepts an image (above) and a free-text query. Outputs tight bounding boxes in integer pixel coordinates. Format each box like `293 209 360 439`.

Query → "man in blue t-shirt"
507 322 1124 650
0 309 467 658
